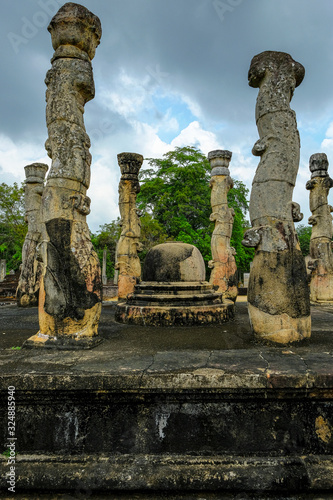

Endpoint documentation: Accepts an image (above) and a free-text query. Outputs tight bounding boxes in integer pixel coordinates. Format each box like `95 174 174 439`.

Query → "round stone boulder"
142 242 206 282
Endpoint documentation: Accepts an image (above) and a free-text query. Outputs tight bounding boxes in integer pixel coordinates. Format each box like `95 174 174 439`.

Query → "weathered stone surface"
116 242 234 325
23 3 102 348
115 152 143 299
1 301 333 494
208 150 238 302
16 164 48 307
2 455 333 496
0 260 5 282
1 299 333 495
116 284 235 326
243 51 310 343
306 153 333 302
142 242 205 282
48 1 101 59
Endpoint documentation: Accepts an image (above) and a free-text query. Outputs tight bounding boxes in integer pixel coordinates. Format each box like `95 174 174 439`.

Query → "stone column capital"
24 163 48 184
48 2 102 60
208 150 232 176
117 152 143 180
309 153 329 178
248 51 305 89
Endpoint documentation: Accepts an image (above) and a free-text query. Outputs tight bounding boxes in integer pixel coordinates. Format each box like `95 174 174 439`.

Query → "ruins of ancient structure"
16 163 48 307
306 153 333 302
208 150 238 302
115 152 143 299
115 241 234 325
102 249 108 285
242 51 311 343
0 260 6 282
24 3 102 348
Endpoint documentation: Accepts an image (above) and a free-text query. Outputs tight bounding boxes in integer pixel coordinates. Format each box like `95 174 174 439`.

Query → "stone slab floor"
0 300 333 498
1 299 333 359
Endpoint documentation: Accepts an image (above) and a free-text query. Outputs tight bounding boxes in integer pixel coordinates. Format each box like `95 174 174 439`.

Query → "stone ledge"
0 348 332 392
1 454 332 493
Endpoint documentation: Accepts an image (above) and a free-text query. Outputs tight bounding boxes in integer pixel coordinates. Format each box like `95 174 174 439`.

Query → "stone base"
309 264 333 303
22 332 103 350
248 303 311 344
1 351 333 495
1 301 333 495
116 301 235 326
311 299 333 306
115 281 235 326
5 454 333 494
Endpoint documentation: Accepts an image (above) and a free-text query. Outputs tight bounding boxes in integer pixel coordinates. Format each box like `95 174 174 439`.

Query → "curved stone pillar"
24 3 102 349
116 152 143 300
306 153 333 302
243 51 310 344
17 163 48 307
208 150 238 302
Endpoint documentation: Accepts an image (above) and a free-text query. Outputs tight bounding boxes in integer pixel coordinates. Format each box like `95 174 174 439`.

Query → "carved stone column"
102 249 107 286
306 153 333 302
24 3 102 348
243 51 310 343
116 152 143 300
17 163 48 307
0 260 6 282
208 150 238 302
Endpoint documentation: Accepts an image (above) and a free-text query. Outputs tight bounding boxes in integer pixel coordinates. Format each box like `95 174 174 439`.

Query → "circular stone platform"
115 242 234 326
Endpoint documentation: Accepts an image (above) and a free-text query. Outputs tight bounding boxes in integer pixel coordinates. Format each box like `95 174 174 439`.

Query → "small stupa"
115 241 234 326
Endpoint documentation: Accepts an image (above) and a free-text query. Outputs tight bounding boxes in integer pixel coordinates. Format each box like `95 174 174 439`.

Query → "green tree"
138 213 169 261
138 146 212 234
296 224 312 256
0 182 27 272
137 146 254 274
91 219 121 279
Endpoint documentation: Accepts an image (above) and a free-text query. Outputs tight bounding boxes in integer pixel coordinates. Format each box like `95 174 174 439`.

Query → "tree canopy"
296 224 312 256
137 146 254 276
0 182 27 272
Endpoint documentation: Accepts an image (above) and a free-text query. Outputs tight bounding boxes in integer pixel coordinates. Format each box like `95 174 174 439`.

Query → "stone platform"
0 300 333 497
115 281 234 326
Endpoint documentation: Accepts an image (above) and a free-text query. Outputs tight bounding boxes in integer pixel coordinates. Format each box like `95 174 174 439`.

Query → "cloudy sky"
1 0 333 232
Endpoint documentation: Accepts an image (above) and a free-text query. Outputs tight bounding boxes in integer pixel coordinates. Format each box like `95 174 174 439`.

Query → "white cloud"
231 153 256 184
321 121 333 152
180 95 202 119
0 134 50 183
171 120 220 154
130 121 169 158
97 68 152 120
87 120 171 231
87 161 119 232
157 110 179 133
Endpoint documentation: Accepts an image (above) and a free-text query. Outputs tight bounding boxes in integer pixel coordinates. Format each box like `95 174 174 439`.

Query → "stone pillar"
24 3 102 348
208 150 238 302
0 260 6 282
242 51 310 344
115 152 143 300
102 249 107 285
306 153 333 302
17 163 48 307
